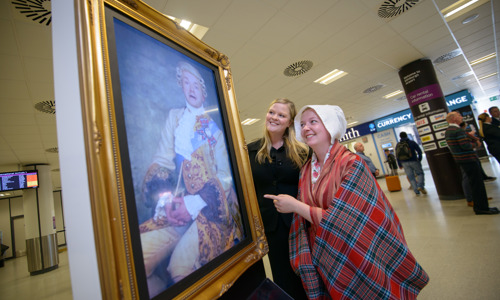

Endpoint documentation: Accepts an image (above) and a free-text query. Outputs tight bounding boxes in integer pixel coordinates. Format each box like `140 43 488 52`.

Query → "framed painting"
75 0 267 299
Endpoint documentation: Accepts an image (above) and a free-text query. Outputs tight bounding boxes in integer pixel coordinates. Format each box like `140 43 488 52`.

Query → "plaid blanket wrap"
290 143 429 299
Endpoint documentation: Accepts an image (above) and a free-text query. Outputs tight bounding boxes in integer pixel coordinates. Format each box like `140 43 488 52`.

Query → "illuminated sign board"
445 90 473 110
374 109 413 130
339 122 377 142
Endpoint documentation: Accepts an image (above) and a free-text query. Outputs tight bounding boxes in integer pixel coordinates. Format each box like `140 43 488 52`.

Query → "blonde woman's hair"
255 98 309 167
477 112 489 138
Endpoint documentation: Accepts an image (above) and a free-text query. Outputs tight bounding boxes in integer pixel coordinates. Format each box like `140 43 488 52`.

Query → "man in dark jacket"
488 106 500 126
445 111 499 215
396 131 427 195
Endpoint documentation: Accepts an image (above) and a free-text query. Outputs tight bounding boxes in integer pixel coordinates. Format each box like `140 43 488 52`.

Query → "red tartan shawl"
289 142 429 299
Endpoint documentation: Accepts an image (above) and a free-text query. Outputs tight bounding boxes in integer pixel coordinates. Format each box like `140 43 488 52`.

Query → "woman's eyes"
300 120 317 127
269 111 287 119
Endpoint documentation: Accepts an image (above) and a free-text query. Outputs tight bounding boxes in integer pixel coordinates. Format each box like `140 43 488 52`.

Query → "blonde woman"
247 98 309 299
265 105 429 299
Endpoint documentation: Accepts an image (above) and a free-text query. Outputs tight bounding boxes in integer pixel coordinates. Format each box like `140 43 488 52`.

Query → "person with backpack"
384 149 398 176
396 131 427 195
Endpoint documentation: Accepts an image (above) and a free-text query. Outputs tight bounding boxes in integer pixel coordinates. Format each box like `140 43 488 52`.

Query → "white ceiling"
0 0 499 193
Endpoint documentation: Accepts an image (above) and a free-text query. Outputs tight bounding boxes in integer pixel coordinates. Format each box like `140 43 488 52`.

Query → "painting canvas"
73 1 268 299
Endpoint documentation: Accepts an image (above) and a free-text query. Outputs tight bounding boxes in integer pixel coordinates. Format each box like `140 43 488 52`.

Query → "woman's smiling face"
266 103 292 136
300 108 330 148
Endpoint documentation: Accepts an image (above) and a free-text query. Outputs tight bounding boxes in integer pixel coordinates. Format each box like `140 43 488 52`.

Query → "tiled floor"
1 158 500 299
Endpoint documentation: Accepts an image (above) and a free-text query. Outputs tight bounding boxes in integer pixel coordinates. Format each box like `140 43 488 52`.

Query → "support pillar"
399 59 463 200
23 164 59 275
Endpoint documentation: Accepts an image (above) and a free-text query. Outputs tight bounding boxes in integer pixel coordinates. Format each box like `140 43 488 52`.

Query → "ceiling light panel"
314 69 348 85
470 53 496 66
383 90 404 99
441 0 489 22
241 118 260 125
478 72 497 80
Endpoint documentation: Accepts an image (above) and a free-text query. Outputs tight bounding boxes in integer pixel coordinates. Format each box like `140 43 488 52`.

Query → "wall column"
399 59 463 200
23 164 58 275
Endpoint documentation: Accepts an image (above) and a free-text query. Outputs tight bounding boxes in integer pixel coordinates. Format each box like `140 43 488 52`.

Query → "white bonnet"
294 105 347 144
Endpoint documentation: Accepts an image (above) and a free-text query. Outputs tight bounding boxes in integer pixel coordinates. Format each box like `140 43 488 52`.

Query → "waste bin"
0 244 9 268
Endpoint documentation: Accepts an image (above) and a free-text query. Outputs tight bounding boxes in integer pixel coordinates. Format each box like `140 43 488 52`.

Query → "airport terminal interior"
2 161 500 300
1 0 500 299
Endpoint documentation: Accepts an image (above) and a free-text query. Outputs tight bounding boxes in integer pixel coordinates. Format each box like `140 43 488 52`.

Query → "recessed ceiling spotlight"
433 49 462 64
35 100 56 114
363 84 385 94
452 71 474 81
462 13 479 24
46 147 58 153
283 60 313 77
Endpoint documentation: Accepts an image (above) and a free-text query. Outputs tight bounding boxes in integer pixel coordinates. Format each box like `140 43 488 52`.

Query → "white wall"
52 1 101 299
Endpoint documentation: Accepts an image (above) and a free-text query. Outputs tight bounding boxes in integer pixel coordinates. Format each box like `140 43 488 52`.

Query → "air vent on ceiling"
378 0 421 19
394 96 407 102
35 100 55 114
433 49 462 64
283 60 313 77
363 84 385 94
12 0 52 26
46 147 58 153
452 71 474 81
462 14 479 24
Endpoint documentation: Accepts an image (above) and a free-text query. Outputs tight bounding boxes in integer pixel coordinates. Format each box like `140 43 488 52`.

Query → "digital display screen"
381 142 392 148
0 171 39 192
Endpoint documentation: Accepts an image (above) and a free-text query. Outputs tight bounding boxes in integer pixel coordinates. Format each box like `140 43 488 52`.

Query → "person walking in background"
396 131 427 195
384 148 398 176
445 112 499 215
247 98 309 299
354 142 379 177
488 106 500 126
460 121 496 182
265 105 429 299
459 121 496 207
478 112 500 165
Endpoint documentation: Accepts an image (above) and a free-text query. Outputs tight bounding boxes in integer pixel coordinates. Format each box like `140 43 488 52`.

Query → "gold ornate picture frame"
75 0 267 299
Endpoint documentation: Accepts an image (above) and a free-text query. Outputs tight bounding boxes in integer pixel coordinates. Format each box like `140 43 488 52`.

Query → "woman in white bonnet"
265 105 429 299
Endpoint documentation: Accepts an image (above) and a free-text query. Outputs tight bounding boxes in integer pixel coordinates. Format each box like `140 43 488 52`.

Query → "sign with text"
340 121 377 142
374 109 413 131
398 58 463 199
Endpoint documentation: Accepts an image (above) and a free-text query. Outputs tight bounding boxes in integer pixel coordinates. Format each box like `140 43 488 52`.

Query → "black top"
247 139 306 233
491 117 500 127
483 123 500 156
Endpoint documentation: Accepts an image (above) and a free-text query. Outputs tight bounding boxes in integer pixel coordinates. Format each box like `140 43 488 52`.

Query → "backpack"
395 141 412 161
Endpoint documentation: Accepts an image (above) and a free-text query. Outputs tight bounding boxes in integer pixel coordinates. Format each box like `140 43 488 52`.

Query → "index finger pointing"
263 194 277 200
